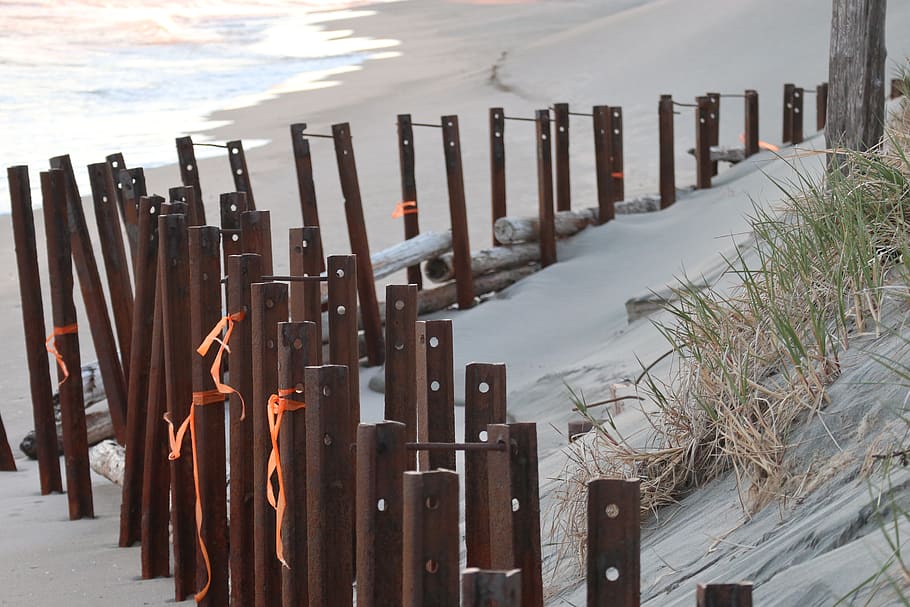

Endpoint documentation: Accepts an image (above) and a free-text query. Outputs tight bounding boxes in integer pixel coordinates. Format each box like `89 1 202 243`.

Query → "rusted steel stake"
356 421 407 607
227 253 262 606
656 97 676 210
816 82 828 131
396 114 424 289
289 227 324 361
41 169 93 519
50 155 129 443
189 226 229 605
105 152 128 220
707 93 721 177
252 281 288 607
227 140 256 210
332 122 385 365
891 77 904 100
169 185 205 227
464 362 507 568
696 582 754 606
159 212 197 601
120 195 163 547
403 469 460 607
554 102 571 212
241 210 274 275
424 319 455 470
462 568 522 607
8 166 62 492
744 90 760 158
487 423 543 607
587 477 641 607
415 322 428 470
278 321 319 607
610 107 625 202
116 166 146 267
694 97 713 190
328 254 361 432
290 124 324 268
782 83 795 144
220 192 249 272
535 109 557 268
0 413 14 471
441 115 476 309
306 365 355 607
176 136 203 205
792 86 805 144
385 284 418 469
490 108 507 246
593 105 617 221
88 163 134 379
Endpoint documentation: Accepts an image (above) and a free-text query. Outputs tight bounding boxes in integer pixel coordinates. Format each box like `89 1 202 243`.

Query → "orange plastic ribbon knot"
392 200 418 219
196 311 246 417
267 387 306 567
45 323 78 386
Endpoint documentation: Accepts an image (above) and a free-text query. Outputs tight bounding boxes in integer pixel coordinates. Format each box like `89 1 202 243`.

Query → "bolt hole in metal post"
336 268 345 278
425 496 439 510
511 498 520 512
478 382 490 393
425 560 439 574
605 504 619 518
605 567 620 582
430 380 440 392
377 498 387 512
478 430 488 441
337 305 346 315
429 336 439 348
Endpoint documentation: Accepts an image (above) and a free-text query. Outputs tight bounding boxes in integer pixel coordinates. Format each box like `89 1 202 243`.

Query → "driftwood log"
20 406 115 459
494 208 599 245
89 439 124 485
686 145 746 163
371 230 453 280
424 243 539 284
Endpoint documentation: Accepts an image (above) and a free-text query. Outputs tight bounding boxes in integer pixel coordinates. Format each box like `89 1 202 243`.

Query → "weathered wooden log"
686 145 746 163
371 230 452 280
424 243 539 284
21 407 115 459
89 439 125 485
494 208 598 245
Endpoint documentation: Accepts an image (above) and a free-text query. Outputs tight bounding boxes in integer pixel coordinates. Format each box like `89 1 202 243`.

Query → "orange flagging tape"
45 323 78 386
738 132 780 153
267 387 306 567
611 172 624 179
164 388 225 603
196 312 246 417
392 200 418 219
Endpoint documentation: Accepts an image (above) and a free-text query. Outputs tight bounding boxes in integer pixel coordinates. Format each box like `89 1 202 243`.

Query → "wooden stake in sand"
594 105 618 220
228 140 256 210
587 477 641 606
385 284 418 470
554 102 571 212
441 115 476 309
176 136 204 205
657 97 676 209
396 114 424 289
290 124 323 255
535 109 557 268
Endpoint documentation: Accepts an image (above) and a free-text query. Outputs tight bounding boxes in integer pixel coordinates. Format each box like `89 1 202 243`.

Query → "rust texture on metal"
593 105 617 220
587 477 641 607
707 93 720 176
0 413 14 471
305 365 354 607
402 470 460 607
327 255 360 434
252 281 288 607
490 107 507 245
415 322 429 470
441 115 476 309
290 124 324 266
227 253 262 607
486 423 543 607
610 107 625 201
241 210 274 275
744 90 760 158
332 122 385 365
535 109 557 268
356 421 407 607
176 136 203 204
396 114 424 288
816 82 828 131
159 212 197 601
120 195 163 548
220 191 249 269
656 97 675 210
694 97 712 190
169 185 205 226
189 226 229 606
289 227 324 361
116 166 145 266
553 102 571 212
782 83 795 143
464 362 507 568
791 86 805 144
892 77 904 100
462 568 522 607
42 169 94 518
8 166 62 492
227 140 256 210
385 284 418 469
278 321 318 607
424 319 455 471
105 152 128 220
50 155 129 443
696 583 754 607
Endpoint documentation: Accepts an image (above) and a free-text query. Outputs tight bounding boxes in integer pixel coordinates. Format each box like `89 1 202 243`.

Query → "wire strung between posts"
718 93 747 98
263 275 328 283
301 133 335 139
406 441 508 452
192 142 229 149
410 122 443 128
671 101 698 108
568 111 594 117
504 115 552 122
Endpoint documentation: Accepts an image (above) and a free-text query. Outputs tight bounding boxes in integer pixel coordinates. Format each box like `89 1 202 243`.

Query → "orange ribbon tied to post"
266 387 306 567
45 323 78 386
392 200 418 219
196 311 246 417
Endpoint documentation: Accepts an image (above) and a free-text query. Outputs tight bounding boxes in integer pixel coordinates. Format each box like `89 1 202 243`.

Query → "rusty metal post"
487 423 543 607
227 140 256 210
227 253 261 606
610 107 625 202
535 109 557 267
332 122 385 365
8 166 62 493
50 155 128 443
782 83 795 143
891 78 904 100
657 97 676 209
441 115 476 309
116 166 145 266
554 102 571 212
241 210 273 275
105 152 127 214
0 414 14 471
816 83 828 131
403 470 460 607
328 254 361 432
490 108 507 245
593 105 616 221
587 478 641 607
289 227 324 360
290 124 323 255
744 90 760 158
792 87 805 144
707 93 720 176
278 321 319 607
695 97 712 190
385 284 418 468
169 184 205 227
397 114 424 288
464 363 507 568
176 136 203 204
462 568 522 607
415 322 428 470
696 583 754 606
424 319 455 471
356 421 407 607
252 281 288 607
220 192 249 270
41 169 93 519
120 195 163 547
306 365 355 607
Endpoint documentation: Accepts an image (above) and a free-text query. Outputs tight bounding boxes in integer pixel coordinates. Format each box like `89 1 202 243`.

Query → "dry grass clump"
550 84 910 574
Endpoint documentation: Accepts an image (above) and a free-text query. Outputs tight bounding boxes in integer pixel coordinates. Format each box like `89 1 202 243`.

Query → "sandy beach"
3 0 910 604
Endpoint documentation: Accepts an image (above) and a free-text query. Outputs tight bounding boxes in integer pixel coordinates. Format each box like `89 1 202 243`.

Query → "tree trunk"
827 0 887 152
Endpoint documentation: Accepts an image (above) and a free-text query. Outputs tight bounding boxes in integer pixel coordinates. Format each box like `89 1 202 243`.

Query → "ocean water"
0 0 402 211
